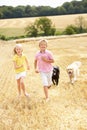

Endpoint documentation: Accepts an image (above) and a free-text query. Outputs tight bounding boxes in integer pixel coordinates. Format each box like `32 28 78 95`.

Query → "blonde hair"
13 44 23 54
39 39 48 46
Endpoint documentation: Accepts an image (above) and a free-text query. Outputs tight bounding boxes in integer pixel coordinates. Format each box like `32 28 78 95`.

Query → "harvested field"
0 35 87 130
0 14 87 29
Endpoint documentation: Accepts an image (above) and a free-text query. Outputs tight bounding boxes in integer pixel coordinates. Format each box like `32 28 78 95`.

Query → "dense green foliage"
25 17 56 37
0 0 87 19
64 16 87 35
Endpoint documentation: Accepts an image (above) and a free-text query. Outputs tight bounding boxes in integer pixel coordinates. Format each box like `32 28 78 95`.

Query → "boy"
34 39 54 102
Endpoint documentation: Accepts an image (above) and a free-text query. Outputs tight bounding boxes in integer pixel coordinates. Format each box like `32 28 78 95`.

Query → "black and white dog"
52 66 60 86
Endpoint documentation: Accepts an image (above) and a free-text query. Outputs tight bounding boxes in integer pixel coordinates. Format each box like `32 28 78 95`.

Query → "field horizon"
0 13 87 37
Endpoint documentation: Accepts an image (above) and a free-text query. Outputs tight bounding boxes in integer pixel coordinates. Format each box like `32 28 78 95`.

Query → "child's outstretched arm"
34 59 39 73
25 58 30 70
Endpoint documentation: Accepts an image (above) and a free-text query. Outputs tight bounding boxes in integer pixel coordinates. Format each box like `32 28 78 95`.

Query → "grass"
0 28 25 37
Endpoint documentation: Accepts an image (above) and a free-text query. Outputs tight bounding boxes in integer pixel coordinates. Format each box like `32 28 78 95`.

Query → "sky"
0 0 81 8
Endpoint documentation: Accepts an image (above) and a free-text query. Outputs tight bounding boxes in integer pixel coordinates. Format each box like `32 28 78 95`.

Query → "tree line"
0 0 87 19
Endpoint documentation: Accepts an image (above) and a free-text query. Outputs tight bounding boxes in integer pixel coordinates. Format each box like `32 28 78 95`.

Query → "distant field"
0 13 87 37
0 28 25 37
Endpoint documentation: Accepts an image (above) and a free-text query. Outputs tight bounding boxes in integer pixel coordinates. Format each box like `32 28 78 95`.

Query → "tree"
25 23 38 37
13 6 25 18
75 16 87 33
56 7 67 15
36 6 52 16
64 16 87 35
64 25 76 35
36 17 55 36
25 17 56 37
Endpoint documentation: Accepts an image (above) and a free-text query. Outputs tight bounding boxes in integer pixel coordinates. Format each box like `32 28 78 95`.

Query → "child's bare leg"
44 86 48 99
17 79 21 96
20 77 26 96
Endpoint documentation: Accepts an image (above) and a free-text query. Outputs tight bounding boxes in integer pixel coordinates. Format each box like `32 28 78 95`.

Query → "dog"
52 66 60 86
66 61 81 84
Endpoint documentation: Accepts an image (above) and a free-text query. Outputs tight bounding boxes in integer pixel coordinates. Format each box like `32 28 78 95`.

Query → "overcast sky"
0 0 81 8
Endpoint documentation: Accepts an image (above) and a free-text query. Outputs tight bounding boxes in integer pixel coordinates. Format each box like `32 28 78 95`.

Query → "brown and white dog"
67 61 81 84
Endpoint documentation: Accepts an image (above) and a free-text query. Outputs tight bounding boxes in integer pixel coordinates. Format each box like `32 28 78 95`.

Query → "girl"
13 44 30 97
